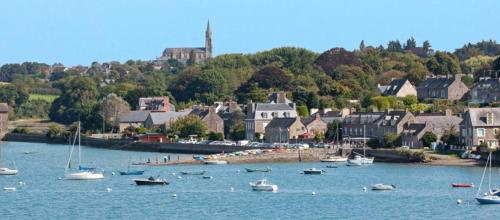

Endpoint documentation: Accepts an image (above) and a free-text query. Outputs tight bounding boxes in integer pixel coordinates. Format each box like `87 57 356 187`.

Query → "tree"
189 70 227 104
359 40 366 51
325 121 341 142
315 48 361 74
383 132 400 148
387 40 402 52
236 82 267 103
421 131 437 148
401 95 417 106
208 132 224 141
422 40 431 53
441 126 460 146
168 115 207 138
296 105 309 117
187 50 196 66
100 93 131 132
226 110 246 140
404 37 417 50
46 124 64 139
248 65 292 90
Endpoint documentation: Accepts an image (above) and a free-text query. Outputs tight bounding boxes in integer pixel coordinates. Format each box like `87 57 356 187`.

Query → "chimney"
487 112 494 125
163 96 170 112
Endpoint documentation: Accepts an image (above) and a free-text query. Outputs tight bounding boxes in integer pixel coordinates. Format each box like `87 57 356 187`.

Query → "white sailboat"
0 142 18 175
347 124 374 166
475 151 500 204
65 122 104 180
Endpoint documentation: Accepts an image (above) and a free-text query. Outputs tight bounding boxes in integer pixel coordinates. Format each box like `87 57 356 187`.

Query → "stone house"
377 78 417 97
301 113 328 136
264 117 306 143
137 96 175 112
460 108 500 149
0 103 8 135
214 101 243 135
310 108 352 124
469 77 500 104
400 122 433 148
144 111 191 130
268 91 291 104
245 102 297 141
416 75 469 100
190 106 224 135
118 111 151 132
414 109 463 141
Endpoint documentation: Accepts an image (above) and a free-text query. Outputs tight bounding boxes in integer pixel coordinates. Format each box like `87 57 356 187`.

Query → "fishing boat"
250 178 278 191
475 151 500 204
64 122 104 180
245 167 272 172
347 124 375 166
0 142 18 175
204 160 228 165
321 156 348 162
180 171 207 175
372 184 396 190
133 176 169 185
303 168 325 175
119 158 145 175
452 183 474 188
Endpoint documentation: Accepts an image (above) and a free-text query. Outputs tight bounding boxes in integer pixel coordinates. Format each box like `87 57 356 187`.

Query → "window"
261 112 268 119
495 128 498 135
477 128 485 137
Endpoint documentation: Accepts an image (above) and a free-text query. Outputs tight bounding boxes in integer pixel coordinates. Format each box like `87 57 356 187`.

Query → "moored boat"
475 151 500 204
204 160 228 165
0 167 18 175
321 156 348 162
303 168 325 175
119 170 145 175
250 178 278 191
452 183 474 188
133 176 169 185
181 171 207 175
347 155 374 166
65 171 104 180
326 165 338 168
372 184 395 190
245 167 272 172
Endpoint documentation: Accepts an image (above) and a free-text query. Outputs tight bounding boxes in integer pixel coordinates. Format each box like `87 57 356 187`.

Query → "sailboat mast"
0 141 3 167
363 124 366 157
489 151 492 192
78 121 81 166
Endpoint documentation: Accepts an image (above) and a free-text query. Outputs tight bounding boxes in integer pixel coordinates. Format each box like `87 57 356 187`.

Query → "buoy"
58 177 63 180
311 192 316 195
106 187 112 192
230 187 234 192
236 170 240 173
177 176 182 179
172 172 176 176
172 193 177 197
111 172 116 175
457 199 462 204
363 187 367 191
19 181 25 185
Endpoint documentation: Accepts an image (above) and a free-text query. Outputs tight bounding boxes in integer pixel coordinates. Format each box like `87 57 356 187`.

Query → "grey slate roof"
382 79 409 96
403 123 428 135
467 108 500 126
266 118 298 129
417 77 455 89
120 111 151 123
255 103 294 111
343 112 384 124
149 111 191 125
416 115 462 136
0 103 8 113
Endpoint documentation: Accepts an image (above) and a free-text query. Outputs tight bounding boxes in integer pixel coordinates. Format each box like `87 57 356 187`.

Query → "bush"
367 139 381 148
46 124 64 139
383 132 400 148
421 131 437 148
208 132 224 141
12 128 29 134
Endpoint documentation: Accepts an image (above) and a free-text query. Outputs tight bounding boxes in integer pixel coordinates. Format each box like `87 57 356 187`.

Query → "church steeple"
205 20 212 57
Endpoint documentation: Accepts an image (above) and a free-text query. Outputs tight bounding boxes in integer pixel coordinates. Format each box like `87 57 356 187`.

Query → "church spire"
205 19 212 57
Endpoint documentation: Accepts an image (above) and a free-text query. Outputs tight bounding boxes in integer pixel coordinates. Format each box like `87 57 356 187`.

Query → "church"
156 21 212 64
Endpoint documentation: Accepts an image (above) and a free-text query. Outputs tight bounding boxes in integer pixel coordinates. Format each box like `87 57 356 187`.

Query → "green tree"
421 131 437 148
168 115 207 138
441 126 460 146
383 132 400 148
401 95 417 106
325 121 341 141
100 93 130 132
296 105 309 117
208 132 224 141
46 124 64 139
190 70 227 104
187 50 196 66
359 40 366 51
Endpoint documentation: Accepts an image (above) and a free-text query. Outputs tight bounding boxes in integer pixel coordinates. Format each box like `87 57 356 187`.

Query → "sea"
0 141 499 220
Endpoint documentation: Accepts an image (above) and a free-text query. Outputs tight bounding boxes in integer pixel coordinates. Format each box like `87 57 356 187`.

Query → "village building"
414 109 462 141
264 117 306 143
190 106 224 135
301 113 328 137
0 103 8 135
118 111 151 132
245 101 297 141
460 107 500 149
377 78 417 97
400 122 433 148
469 77 500 104
213 101 243 136
310 108 352 124
416 75 469 100
267 91 291 104
137 96 175 112
155 21 212 64
144 111 191 130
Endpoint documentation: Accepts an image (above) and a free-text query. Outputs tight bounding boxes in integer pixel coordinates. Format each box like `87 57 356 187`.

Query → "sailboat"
65 122 104 180
119 158 144 175
347 124 374 166
0 142 18 175
475 151 500 204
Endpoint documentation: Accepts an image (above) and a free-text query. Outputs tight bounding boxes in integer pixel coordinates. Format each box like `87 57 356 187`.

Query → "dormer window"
261 112 268 119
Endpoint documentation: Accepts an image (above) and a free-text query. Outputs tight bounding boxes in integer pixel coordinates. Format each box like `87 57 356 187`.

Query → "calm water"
1 141 500 220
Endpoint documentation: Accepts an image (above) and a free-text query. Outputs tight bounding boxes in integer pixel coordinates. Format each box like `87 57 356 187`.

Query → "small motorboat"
202 176 213 179
303 168 325 175
133 176 169 186
119 170 145 175
65 171 104 180
0 167 18 175
321 156 348 163
204 160 228 165
326 165 338 168
371 184 395 190
245 167 272 173
3 187 16 192
250 178 278 191
452 183 474 188
180 171 207 175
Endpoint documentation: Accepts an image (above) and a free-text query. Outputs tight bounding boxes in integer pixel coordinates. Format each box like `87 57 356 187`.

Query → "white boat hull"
0 168 18 175
348 157 374 165
65 172 104 180
251 185 278 191
321 157 348 162
476 196 500 204
372 184 395 190
204 160 228 165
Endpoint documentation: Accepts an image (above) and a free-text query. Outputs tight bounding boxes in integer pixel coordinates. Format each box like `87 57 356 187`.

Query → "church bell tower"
205 20 212 58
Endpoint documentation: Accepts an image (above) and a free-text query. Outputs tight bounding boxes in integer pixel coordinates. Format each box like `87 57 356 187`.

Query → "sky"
0 0 499 66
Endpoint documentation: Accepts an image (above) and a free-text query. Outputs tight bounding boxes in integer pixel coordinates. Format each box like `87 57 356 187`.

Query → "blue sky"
0 0 499 66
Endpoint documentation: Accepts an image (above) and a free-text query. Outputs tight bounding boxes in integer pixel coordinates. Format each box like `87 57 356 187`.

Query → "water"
1 142 500 219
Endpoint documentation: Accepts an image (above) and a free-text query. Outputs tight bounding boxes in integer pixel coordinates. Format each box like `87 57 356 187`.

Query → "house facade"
400 122 433 148
0 103 8 135
144 111 191 130
469 77 500 104
118 111 151 132
264 117 306 143
310 108 352 124
137 96 175 112
378 78 417 97
191 106 224 135
301 113 328 136
416 75 469 100
414 109 462 141
460 107 500 149
245 102 297 141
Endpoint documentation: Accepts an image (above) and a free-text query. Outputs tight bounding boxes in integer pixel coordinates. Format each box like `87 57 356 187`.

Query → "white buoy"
363 187 367 191
172 172 176 176
19 181 25 185
230 187 234 192
111 172 116 175
457 199 462 204
172 193 177 197
106 187 112 192
177 176 182 179
311 192 316 195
